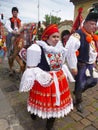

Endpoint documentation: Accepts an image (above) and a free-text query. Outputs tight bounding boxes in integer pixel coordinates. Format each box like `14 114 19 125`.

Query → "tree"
43 14 61 26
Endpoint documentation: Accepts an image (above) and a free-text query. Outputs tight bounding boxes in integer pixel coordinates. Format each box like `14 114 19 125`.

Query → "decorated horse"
8 23 37 75
0 18 7 63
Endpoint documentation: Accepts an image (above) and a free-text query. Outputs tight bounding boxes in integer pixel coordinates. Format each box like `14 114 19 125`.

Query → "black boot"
46 118 55 130
75 91 83 113
76 102 83 113
30 114 37 120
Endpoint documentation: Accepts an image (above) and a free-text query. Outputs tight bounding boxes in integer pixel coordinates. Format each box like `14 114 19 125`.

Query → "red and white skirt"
27 69 73 119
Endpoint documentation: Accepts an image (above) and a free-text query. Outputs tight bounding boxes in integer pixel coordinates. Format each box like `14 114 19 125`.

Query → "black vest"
76 29 89 63
37 46 50 71
9 18 20 30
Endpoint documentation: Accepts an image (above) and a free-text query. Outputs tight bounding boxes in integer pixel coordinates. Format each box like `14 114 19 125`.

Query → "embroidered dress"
20 42 74 119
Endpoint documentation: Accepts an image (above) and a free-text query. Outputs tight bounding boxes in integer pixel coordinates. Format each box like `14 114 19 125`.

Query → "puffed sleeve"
19 44 41 92
19 44 52 92
27 44 41 67
65 33 80 69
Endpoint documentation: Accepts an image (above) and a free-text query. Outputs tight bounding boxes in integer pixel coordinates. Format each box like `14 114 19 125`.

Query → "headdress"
85 8 98 22
41 24 59 41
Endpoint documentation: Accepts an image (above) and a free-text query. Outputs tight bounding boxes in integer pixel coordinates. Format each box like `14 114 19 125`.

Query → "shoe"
30 114 36 120
9 70 15 76
76 103 83 113
46 118 55 130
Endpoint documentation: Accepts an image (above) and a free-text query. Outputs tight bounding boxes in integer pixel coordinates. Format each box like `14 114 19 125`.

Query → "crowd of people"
0 6 98 130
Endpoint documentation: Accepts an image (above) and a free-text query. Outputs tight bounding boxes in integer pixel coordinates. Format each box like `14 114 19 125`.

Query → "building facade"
70 0 98 20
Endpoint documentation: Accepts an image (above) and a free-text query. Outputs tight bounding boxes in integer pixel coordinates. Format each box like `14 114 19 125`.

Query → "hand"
16 31 20 35
12 30 17 34
12 31 20 35
71 68 78 76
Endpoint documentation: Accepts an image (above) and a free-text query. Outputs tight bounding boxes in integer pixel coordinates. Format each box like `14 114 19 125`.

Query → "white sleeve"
62 64 75 82
26 44 41 67
65 34 80 69
5 19 13 33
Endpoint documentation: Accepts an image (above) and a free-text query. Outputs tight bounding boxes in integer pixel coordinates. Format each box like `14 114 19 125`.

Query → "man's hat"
85 7 98 23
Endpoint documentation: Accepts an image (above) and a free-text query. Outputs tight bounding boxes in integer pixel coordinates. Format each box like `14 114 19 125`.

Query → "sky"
0 0 74 24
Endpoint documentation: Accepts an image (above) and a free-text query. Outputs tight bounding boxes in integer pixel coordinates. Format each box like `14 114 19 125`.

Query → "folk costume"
66 11 98 113
5 7 21 58
19 24 74 119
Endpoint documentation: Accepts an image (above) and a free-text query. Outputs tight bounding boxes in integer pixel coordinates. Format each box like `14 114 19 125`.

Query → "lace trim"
19 67 52 92
37 40 65 54
27 101 73 119
19 68 35 92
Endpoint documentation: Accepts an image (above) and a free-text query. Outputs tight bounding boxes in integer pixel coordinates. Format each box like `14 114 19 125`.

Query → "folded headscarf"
41 24 59 41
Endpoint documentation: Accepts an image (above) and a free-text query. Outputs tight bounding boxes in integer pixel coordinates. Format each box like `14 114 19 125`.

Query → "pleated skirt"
27 69 73 119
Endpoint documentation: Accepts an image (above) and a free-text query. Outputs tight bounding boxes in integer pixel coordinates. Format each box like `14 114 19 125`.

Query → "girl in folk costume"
19 24 74 130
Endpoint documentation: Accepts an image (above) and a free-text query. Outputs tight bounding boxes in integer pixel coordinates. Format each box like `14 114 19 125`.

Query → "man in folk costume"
5 7 21 73
65 10 98 113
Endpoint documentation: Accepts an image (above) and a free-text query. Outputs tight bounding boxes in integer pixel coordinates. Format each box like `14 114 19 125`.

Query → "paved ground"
0 58 98 130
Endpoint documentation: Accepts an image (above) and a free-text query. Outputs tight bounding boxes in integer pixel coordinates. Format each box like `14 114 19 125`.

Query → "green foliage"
43 14 61 26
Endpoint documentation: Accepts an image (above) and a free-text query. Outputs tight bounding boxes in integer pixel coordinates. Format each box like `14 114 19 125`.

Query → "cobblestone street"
0 59 98 130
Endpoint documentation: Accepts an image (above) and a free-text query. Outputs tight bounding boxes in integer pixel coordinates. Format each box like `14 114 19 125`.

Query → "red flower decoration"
48 53 52 58
86 36 92 43
75 50 79 56
93 34 98 41
11 17 21 24
82 27 98 43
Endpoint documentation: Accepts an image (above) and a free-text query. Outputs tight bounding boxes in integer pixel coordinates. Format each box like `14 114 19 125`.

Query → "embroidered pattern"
47 53 62 70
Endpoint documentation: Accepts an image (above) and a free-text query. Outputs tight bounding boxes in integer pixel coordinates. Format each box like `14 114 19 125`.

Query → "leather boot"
46 118 55 130
75 91 83 113
76 102 83 113
30 114 36 120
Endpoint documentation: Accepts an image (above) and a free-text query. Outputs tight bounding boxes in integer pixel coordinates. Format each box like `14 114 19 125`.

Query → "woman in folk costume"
19 24 74 130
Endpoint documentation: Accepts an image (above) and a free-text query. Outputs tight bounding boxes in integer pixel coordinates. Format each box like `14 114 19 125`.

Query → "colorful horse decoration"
0 18 7 63
8 23 37 75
